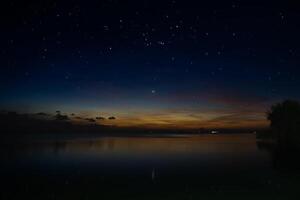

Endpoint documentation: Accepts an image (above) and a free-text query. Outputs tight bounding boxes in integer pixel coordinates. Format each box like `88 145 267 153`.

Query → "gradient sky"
1 1 300 129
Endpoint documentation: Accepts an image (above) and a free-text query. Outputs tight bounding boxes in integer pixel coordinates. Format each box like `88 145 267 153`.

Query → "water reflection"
2 134 270 174
2 134 297 199
257 139 300 171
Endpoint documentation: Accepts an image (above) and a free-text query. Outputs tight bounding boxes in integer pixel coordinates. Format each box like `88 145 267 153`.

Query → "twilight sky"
1 0 300 129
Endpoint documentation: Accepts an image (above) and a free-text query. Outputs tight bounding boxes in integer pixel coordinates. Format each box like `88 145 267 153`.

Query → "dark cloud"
108 116 116 120
170 88 270 108
96 117 106 120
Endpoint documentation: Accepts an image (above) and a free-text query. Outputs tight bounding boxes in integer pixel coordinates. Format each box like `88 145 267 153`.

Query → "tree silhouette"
267 100 300 150
55 111 70 121
84 118 96 123
96 117 106 120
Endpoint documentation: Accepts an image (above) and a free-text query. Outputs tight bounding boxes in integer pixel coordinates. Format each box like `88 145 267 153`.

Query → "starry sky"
1 0 300 129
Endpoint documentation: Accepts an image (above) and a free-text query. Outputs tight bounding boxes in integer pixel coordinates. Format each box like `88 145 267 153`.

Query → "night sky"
1 0 300 129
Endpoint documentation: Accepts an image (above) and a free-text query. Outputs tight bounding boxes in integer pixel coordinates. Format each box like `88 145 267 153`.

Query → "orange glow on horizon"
71 110 269 129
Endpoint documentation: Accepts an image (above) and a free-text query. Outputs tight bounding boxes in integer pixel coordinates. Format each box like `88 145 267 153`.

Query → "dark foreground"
1 134 300 199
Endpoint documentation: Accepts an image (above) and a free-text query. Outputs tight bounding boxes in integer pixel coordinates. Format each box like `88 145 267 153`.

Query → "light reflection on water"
2 134 271 174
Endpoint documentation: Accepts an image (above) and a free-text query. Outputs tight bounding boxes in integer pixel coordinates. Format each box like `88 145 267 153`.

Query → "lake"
1 133 300 199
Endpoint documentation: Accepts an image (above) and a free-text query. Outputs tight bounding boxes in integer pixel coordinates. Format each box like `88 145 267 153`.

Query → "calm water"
1 133 300 199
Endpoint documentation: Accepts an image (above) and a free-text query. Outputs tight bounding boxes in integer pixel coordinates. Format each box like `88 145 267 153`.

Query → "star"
157 41 165 46
104 26 109 31
268 76 272 81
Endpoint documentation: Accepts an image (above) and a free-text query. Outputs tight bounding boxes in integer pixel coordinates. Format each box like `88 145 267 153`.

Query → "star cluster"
1 0 300 128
